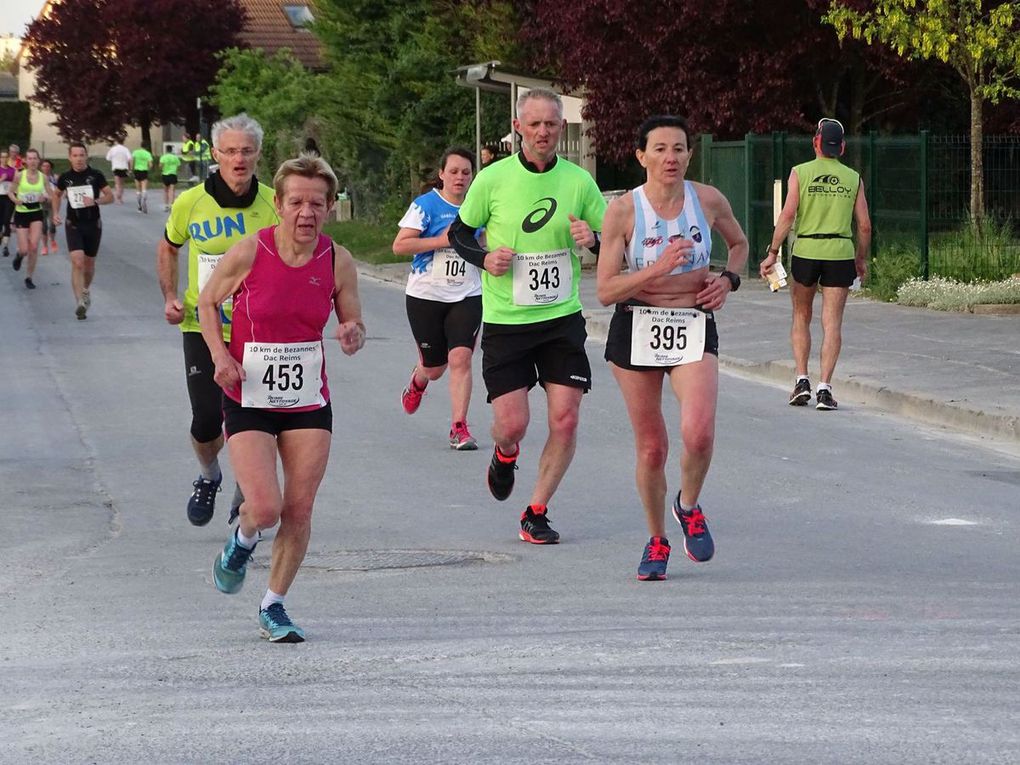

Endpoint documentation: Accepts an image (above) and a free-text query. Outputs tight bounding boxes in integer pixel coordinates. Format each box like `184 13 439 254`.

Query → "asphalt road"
3 199 1019 764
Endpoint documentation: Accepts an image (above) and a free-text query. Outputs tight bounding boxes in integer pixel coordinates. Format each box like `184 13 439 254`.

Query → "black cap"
817 118 844 157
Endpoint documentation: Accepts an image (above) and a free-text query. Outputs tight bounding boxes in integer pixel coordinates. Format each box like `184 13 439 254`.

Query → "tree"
211 48 323 174
825 0 1020 222
521 0 958 164
23 0 245 145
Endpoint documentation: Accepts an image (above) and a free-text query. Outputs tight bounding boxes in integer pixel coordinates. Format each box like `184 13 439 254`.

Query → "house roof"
239 0 323 70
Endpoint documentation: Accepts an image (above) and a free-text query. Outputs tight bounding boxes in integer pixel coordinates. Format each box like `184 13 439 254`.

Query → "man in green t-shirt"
156 113 279 527
159 144 182 211
449 88 606 545
130 142 154 213
761 118 872 411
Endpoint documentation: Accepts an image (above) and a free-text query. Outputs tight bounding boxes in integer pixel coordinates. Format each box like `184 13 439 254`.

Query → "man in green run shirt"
159 144 182 211
760 118 872 411
130 141 154 213
449 88 606 545
157 113 279 527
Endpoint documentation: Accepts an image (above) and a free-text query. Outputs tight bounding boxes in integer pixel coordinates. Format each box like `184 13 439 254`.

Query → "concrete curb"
357 262 1020 444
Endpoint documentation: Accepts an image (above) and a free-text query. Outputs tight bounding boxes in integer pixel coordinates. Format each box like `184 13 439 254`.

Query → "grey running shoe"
75 300 87 320
789 378 811 406
82 289 91 309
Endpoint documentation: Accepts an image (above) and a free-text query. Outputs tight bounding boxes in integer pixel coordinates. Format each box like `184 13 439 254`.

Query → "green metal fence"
696 132 1020 281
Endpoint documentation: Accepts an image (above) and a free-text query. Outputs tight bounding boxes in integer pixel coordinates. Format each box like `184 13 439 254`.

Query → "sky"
1 0 46 37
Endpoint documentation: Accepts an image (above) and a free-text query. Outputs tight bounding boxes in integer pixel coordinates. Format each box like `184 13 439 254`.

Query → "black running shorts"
791 256 856 288
183 332 225 443
65 219 102 257
405 294 482 368
113 169 128 178
223 396 333 438
162 174 177 187
481 311 591 402
13 209 44 228
604 303 719 371
133 170 149 182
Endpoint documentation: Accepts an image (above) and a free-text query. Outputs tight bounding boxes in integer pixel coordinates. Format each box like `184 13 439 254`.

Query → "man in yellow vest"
197 136 212 180
181 133 198 182
760 118 872 411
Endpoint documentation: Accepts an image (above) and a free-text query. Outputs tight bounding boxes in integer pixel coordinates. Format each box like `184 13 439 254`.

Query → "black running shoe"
24 277 35 289
519 506 559 544
815 388 838 410
671 496 714 562
789 378 811 406
12 253 22 271
487 446 518 501
2 245 9 257
187 475 221 526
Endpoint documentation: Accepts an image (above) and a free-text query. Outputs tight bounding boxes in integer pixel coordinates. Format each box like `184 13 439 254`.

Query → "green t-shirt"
792 157 860 261
159 153 182 176
132 148 154 172
458 154 606 325
165 180 278 339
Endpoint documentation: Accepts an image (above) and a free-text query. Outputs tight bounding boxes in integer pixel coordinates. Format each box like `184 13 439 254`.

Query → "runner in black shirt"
52 142 113 320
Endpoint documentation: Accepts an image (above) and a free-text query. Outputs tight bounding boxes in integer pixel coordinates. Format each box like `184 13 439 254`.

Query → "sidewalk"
359 262 1020 444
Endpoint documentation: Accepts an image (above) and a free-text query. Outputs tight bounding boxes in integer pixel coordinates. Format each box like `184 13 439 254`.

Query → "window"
283 4 314 28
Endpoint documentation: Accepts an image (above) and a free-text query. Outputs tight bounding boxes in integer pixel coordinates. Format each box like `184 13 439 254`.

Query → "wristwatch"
720 270 741 292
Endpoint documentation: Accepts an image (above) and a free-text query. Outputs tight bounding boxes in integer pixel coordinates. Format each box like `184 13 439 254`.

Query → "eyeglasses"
216 147 258 158
816 118 844 133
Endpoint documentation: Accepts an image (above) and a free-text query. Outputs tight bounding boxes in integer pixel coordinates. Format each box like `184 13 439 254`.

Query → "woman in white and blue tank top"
595 115 749 582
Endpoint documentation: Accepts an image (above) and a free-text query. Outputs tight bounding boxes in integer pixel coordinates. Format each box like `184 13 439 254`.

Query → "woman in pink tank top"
197 153 365 643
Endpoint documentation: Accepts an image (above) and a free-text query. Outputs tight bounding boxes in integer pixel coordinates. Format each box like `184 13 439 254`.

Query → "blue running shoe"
637 536 671 580
259 603 305 643
671 496 715 563
188 475 221 526
212 529 256 594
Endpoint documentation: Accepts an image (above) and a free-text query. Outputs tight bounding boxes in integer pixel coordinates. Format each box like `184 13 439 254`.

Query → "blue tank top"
626 181 711 274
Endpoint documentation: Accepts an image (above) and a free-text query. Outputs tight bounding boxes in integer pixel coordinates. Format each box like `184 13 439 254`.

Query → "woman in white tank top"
594 115 748 581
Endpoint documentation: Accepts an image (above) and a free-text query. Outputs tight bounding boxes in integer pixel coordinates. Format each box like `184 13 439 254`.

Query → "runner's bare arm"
198 236 257 388
331 241 365 356
695 184 748 311
853 182 872 281
157 238 184 324
595 194 692 306
51 186 64 225
7 171 20 205
392 226 450 256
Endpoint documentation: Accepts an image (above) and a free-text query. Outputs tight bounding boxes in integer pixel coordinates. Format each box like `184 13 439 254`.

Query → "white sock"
199 458 221 483
797 375 809 383
817 382 832 392
235 526 259 549
260 589 285 612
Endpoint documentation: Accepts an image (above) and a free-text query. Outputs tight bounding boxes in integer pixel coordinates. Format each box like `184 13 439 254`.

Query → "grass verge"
324 220 403 265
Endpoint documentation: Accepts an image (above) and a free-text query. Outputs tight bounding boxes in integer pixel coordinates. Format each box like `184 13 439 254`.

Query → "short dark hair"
636 115 692 151
68 141 87 153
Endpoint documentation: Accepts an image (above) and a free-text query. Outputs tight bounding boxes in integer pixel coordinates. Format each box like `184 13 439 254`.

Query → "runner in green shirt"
130 142 154 213
761 117 872 411
449 88 606 546
156 113 279 527
159 145 183 211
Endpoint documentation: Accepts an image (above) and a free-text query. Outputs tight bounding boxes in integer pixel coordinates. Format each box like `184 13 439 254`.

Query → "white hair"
211 113 264 151
516 88 563 119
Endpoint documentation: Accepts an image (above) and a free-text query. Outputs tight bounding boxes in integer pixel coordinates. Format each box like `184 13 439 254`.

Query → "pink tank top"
226 226 336 410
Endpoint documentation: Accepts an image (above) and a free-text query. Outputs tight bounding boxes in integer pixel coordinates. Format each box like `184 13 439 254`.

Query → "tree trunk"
140 122 152 150
969 87 984 225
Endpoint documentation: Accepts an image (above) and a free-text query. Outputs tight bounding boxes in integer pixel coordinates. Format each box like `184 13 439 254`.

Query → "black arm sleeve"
589 232 601 257
449 215 487 269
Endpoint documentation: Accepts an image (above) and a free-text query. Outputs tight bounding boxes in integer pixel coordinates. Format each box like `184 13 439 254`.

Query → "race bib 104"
630 307 706 367
511 249 571 306
431 248 469 287
241 341 324 409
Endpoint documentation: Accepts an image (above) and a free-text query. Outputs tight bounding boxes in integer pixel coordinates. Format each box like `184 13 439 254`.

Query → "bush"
929 218 1020 281
897 275 1020 310
864 242 923 302
0 101 30 151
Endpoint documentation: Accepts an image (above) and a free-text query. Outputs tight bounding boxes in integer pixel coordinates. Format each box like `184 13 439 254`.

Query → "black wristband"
720 270 741 292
